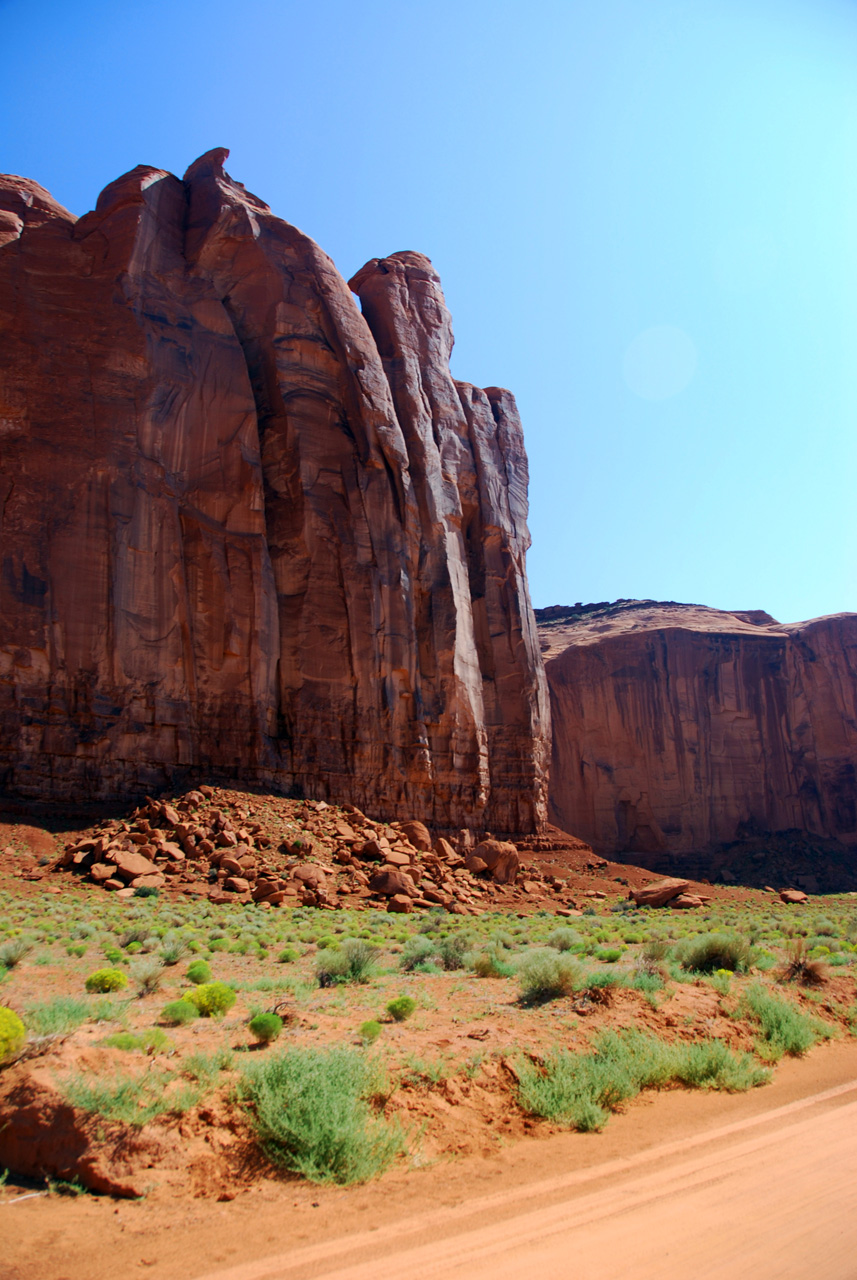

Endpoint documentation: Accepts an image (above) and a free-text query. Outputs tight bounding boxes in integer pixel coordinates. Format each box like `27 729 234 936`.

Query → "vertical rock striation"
349 252 548 832
0 151 548 831
539 601 857 855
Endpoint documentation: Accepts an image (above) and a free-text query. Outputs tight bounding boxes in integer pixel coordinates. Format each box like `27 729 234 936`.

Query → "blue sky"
2 0 855 623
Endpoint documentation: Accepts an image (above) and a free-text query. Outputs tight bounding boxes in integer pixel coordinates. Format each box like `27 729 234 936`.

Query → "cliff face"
540 602 857 856
0 150 549 831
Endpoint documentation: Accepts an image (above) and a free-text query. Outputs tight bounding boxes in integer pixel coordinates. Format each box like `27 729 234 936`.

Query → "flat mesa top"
534 599 855 661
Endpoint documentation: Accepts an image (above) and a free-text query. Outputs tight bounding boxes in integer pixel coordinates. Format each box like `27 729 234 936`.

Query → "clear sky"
2 0 855 624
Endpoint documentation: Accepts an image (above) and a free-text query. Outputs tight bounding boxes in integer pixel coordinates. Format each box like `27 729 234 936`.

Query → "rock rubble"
53 787 572 915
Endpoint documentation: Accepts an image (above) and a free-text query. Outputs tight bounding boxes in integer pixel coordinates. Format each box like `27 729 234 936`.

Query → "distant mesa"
539 599 857 890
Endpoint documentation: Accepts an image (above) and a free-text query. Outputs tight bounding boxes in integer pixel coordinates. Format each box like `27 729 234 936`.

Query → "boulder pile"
53 788 574 915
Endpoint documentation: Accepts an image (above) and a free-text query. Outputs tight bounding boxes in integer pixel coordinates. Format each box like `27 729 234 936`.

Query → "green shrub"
161 999 200 1026
161 935 189 966
85 968 129 994
130 957 164 996
673 1040 770 1091
102 946 124 964
402 1053 450 1086
814 917 837 936
709 970 732 996
594 947 623 963
133 886 159 899
88 998 127 1025
631 970 665 994
238 1047 404 1184
400 936 437 971
677 932 752 974
277 947 299 964
186 959 212 985
359 1020 382 1045
739 982 830 1061
61 1069 200 1126
249 1013 284 1045
437 933 470 971
581 970 624 993
119 928 150 949
101 1031 142 1052
386 996 416 1022
517 950 581 1005
0 938 33 968
314 948 352 984
547 927 581 952
468 947 515 978
25 997 89 1037
316 939 377 986
102 1028 171 1054
0 1006 25 1062
182 982 236 1018
181 1048 233 1086
517 1029 768 1132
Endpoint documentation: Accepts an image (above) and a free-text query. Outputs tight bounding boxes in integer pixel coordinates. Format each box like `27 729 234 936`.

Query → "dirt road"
197 1077 857 1280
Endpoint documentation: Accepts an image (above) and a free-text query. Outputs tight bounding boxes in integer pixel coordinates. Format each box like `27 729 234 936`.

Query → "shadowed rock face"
0 150 549 832
539 601 857 856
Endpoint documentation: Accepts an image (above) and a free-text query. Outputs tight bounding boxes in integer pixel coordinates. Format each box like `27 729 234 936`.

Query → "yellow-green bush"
0 1006 25 1062
85 968 129 994
182 981 236 1017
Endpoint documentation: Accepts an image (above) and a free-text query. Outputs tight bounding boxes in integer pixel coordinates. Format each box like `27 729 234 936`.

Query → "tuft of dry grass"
779 939 827 987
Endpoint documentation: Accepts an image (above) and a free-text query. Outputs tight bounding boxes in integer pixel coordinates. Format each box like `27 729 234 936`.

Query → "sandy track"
197 1080 857 1280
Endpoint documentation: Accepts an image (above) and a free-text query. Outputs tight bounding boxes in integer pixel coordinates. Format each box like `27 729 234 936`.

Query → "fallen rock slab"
464 854 488 874
129 873 165 890
108 850 160 881
472 839 520 885
400 821 432 852
629 878 690 908
387 894 413 913
368 869 416 898
291 863 328 891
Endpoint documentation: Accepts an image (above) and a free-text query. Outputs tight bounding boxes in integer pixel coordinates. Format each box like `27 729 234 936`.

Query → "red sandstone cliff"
540 601 857 857
0 150 548 831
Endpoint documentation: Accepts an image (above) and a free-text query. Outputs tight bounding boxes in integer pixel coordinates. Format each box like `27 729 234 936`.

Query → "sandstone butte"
538 600 857 861
0 149 549 833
